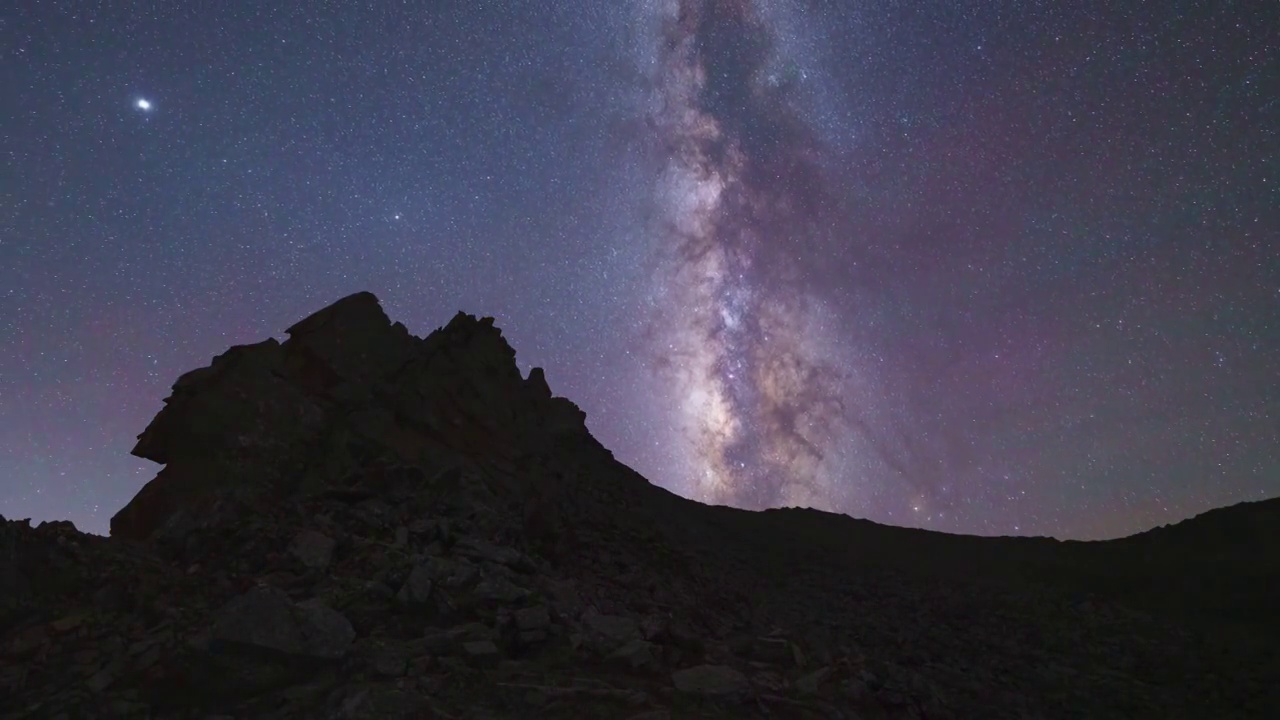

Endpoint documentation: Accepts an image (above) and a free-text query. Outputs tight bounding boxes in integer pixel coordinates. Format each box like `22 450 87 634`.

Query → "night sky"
3 1 1277 540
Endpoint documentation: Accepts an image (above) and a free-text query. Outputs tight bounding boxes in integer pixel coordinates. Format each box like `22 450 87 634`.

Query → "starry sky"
3 1 1277 540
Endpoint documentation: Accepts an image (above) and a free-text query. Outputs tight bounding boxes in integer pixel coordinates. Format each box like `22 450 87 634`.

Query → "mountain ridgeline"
2 291 1276 719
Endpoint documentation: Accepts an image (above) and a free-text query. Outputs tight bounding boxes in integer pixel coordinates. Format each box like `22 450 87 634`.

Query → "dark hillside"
2 292 1275 719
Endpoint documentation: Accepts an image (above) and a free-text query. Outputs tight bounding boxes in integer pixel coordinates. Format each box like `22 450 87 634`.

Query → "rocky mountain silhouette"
2 291 1276 719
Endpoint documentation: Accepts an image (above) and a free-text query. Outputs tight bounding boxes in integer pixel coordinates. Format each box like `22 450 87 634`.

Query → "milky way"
636 0 882 511
4 1 1276 539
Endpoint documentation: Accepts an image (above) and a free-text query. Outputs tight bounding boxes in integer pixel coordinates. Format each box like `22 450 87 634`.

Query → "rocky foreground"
2 292 1276 719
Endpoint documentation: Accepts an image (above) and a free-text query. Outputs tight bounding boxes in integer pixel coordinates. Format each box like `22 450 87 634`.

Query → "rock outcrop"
1 292 1276 719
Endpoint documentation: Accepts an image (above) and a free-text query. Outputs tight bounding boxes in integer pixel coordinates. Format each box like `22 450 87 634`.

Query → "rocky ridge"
2 291 1276 719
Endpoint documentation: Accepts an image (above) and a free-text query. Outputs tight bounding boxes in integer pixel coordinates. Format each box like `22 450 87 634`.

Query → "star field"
3 1 1277 539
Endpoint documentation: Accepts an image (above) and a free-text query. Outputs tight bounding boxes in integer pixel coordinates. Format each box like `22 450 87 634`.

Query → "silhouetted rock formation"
1 292 1276 719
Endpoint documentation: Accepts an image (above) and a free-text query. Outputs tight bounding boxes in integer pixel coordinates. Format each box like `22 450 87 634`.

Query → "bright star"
136 98 152 111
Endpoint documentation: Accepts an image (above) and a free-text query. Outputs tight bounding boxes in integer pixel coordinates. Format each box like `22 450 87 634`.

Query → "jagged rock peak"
110 292 601 543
